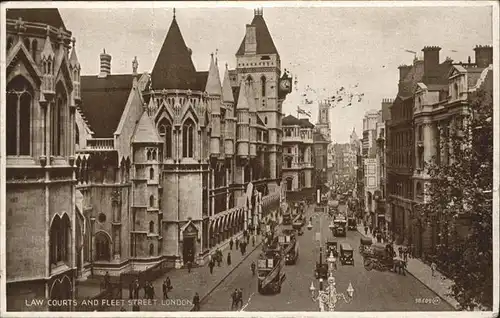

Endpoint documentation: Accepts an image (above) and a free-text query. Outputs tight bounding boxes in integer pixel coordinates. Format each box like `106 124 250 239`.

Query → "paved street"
201 204 454 311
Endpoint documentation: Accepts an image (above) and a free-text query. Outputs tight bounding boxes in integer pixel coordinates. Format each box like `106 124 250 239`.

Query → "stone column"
423 122 435 163
210 168 215 216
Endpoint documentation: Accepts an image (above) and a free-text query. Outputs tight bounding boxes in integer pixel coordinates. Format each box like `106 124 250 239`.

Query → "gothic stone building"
5 9 82 311
4 8 291 311
73 9 292 278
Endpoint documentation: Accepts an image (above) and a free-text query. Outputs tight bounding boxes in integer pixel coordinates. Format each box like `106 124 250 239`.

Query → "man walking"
209 259 215 274
187 260 193 273
229 238 234 250
162 280 169 300
192 292 200 311
231 289 238 310
364 225 368 235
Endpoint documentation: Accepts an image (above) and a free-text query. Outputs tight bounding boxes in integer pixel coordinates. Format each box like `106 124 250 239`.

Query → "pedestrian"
133 279 140 299
398 246 403 258
217 253 222 267
431 261 437 277
230 238 234 250
364 225 368 235
235 238 240 251
132 304 140 311
208 253 212 265
143 281 148 298
252 235 255 247
231 289 238 310
162 280 169 300
149 282 155 300
227 252 232 266
193 292 200 311
166 276 172 291
104 271 111 290
209 259 215 274
237 288 243 309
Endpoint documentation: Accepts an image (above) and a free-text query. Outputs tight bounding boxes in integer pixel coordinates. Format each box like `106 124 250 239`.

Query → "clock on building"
279 79 292 92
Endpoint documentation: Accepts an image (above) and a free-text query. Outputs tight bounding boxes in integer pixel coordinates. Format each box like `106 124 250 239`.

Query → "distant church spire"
173 8 176 19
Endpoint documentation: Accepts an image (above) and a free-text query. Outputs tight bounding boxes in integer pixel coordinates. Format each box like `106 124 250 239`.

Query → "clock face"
280 79 291 91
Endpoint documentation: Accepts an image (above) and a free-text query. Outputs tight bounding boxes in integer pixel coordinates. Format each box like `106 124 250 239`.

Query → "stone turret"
69 37 81 106
205 54 222 157
236 81 250 158
222 64 235 156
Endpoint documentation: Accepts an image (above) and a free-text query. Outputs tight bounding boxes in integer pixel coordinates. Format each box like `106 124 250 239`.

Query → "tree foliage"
416 89 493 310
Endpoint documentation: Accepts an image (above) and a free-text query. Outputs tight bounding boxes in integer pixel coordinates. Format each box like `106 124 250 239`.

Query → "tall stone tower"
316 101 331 141
235 8 290 191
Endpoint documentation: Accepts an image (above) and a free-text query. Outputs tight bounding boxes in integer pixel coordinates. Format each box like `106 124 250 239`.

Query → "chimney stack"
244 24 257 55
422 46 441 80
397 64 412 82
98 49 111 78
474 45 493 68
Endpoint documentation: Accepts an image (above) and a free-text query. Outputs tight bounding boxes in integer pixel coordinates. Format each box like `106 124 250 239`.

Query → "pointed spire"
41 26 55 61
151 13 196 90
205 53 222 95
173 8 176 20
69 37 80 69
236 81 250 110
222 63 234 103
132 56 138 75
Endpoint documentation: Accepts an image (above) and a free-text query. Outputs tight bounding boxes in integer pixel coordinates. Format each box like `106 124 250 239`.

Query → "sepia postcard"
1 1 498 317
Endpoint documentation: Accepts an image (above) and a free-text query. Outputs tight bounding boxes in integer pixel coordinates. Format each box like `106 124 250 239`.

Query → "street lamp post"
309 252 354 311
90 216 96 277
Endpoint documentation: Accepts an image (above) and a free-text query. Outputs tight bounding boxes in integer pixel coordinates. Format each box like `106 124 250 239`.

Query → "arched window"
416 182 423 197
24 38 30 52
49 214 70 266
149 195 154 208
182 119 194 158
149 167 154 180
159 119 173 158
261 75 266 97
75 123 80 148
95 232 111 261
6 76 33 156
149 243 154 256
52 83 66 156
149 221 154 233
152 149 157 161
31 39 38 62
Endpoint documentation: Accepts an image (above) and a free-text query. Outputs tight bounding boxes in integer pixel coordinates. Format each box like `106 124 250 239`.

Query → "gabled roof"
80 74 135 138
6 9 67 30
236 14 278 56
132 111 162 144
299 118 314 129
282 114 301 126
151 17 197 90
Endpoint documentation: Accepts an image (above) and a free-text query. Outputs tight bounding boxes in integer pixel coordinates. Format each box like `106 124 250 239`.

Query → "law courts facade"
5 8 292 311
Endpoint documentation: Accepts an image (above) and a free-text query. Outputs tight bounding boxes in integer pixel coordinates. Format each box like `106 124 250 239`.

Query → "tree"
416 89 493 310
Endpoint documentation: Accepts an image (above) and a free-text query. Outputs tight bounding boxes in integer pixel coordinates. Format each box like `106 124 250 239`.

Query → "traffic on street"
200 203 454 311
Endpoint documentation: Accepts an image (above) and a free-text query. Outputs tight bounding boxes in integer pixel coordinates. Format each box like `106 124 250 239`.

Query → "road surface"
200 204 454 312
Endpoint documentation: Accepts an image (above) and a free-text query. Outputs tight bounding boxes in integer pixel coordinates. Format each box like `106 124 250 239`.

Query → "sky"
58 3 493 143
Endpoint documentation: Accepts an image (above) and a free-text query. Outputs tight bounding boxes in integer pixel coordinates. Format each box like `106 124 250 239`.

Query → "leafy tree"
416 88 493 310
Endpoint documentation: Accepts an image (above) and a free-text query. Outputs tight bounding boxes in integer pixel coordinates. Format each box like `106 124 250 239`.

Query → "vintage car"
359 236 373 253
340 243 354 265
315 262 328 280
325 239 338 258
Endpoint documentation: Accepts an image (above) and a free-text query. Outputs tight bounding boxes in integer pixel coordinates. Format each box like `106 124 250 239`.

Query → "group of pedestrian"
143 281 156 299
230 288 244 310
398 245 412 262
208 249 224 274
162 277 173 299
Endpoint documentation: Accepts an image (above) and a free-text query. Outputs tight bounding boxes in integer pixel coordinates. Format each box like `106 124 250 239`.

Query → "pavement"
356 224 460 310
78 211 282 312
200 203 454 311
